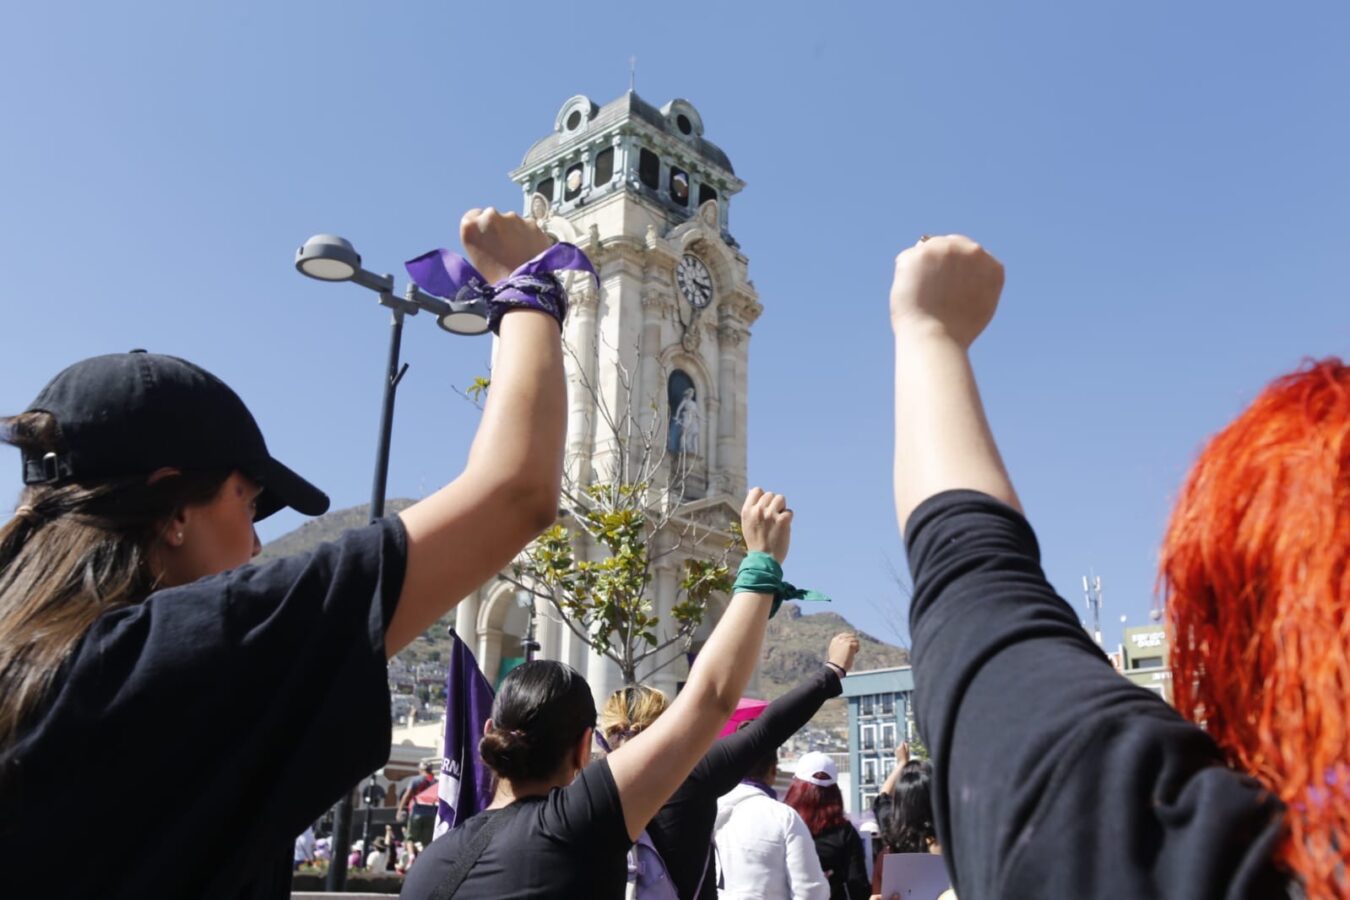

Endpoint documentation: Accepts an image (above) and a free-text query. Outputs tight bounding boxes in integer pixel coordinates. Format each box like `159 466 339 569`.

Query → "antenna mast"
1083 572 1104 645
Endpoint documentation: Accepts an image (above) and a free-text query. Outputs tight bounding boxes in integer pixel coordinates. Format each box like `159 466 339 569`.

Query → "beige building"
1119 624 1173 703
452 92 762 706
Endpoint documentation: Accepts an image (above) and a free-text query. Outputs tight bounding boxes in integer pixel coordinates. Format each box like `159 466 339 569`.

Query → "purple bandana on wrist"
404 242 597 334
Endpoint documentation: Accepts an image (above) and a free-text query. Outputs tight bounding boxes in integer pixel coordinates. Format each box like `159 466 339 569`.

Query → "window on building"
861 695 875 716
862 758 878 785
638 149 660 190
535 178 554 203
566 109 582 131
563 163 584 201
592 148 614 187
1131 656 1164 670
676 113 693 135
698 183 717 208
862 791 877 810
669 167 689 206
881 723 896 750
861 724 876 751
880 693 895 715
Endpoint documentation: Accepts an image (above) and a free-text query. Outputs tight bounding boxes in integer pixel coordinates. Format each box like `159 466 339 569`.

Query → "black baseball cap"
21 351 329 521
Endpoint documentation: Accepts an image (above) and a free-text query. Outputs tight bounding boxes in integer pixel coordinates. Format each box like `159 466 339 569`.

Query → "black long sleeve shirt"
646 664 843 900
906 490 1291 900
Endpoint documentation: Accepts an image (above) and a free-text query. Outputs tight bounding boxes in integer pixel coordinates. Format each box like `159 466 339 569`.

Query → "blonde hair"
599 685 670 747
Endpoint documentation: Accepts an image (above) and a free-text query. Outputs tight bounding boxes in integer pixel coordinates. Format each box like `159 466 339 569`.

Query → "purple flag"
434 630 496 838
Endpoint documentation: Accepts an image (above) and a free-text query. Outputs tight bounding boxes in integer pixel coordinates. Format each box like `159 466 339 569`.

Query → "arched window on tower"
592 148 615 187
535 178 554 203
698 183 717 208
669 167 690 207
638 149 660 190
564 163 584 201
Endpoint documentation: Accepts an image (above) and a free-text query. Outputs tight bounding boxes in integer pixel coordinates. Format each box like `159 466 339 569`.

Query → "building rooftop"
517 91 735 176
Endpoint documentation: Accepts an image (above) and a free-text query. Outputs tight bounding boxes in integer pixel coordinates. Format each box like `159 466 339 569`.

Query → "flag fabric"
434 629 496 838
719 698 770 737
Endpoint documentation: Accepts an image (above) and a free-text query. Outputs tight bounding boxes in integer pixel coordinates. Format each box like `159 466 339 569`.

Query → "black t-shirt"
400 757 631 900
811 822 870 900
647 665 842 900
0 517 407 900
906 491 1291 899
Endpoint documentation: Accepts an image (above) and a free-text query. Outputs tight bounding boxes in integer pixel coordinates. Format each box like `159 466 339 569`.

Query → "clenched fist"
827 633 860 673
889 235 1005 349
460 207 553 284
741 488 792 564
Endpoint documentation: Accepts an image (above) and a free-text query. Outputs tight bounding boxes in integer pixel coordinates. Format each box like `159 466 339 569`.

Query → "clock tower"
453 92 762 702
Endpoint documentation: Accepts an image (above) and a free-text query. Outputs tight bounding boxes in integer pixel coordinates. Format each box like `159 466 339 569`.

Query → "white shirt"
293 827 316 864
714 783 829 900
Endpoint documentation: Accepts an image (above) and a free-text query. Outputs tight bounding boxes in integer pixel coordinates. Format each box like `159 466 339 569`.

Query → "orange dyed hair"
1160 358 1349 898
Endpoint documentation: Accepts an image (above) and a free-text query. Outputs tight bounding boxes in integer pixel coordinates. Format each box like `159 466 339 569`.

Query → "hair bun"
479 726 537 781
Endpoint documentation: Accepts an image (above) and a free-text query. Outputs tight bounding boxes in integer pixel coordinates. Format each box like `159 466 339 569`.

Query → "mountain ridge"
261 499 911 727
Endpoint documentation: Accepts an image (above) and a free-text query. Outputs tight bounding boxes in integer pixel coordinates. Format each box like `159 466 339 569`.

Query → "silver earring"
176 532 183 542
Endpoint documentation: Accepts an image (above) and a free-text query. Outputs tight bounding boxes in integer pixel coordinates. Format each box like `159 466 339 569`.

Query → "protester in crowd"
889 235 1344 896
874 760 934 854
293 825 317 872
714 744 829 900
784 751 870 900
348 841 365 871
597 632 861 899
366 836 389 872
399 763 440 847
0 209 574 899
400 487 795 899
869 758 939 897
396 837 418 874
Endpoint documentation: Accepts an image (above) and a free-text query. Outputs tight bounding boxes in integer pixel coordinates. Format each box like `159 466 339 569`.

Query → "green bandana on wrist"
733 551 832 618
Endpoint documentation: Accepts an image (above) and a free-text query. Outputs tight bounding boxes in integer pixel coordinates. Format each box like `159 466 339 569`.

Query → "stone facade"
454 92 761 706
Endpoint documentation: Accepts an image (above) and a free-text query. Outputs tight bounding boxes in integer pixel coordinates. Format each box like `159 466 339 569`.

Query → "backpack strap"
692 841 713 897
428 804 520 900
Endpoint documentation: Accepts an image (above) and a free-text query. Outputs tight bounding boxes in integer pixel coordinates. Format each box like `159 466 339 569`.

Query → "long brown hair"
0 412 229 753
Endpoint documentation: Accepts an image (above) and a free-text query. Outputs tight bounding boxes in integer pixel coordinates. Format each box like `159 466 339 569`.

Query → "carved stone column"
647 561 681 697
638 288 666 443
454 589 481 651
715 320 745 493
564 281 600 487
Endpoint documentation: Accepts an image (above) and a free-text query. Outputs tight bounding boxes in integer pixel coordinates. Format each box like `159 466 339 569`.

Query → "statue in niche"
529 192 551 225
667 371 704 456
698 198 719 231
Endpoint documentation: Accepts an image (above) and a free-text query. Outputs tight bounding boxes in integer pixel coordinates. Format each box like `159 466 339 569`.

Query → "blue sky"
2 2 1346 654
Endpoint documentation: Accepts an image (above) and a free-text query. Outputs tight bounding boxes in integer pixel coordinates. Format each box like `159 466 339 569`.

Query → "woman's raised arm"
890 235 1019 536
606 487 790 840
388 209 567 656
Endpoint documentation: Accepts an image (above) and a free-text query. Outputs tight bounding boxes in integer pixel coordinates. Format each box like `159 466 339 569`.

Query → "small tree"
499 338 743 686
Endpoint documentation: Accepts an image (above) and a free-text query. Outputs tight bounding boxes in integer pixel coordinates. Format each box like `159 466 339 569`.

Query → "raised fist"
460 207 553 284
889 235 1004 349
741 487 792 564
827 633 860 673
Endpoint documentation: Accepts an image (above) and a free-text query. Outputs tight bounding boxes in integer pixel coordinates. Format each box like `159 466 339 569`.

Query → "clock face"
676 254 713 309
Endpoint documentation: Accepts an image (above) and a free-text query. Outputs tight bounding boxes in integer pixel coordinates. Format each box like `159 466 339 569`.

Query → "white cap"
792 751 838 787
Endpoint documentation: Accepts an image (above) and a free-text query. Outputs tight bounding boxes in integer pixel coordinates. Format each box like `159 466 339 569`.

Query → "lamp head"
437 296 491 336
295 234 361 282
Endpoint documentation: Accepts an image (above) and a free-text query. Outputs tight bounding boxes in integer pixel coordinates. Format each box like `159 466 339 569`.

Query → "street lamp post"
294 234 488 892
